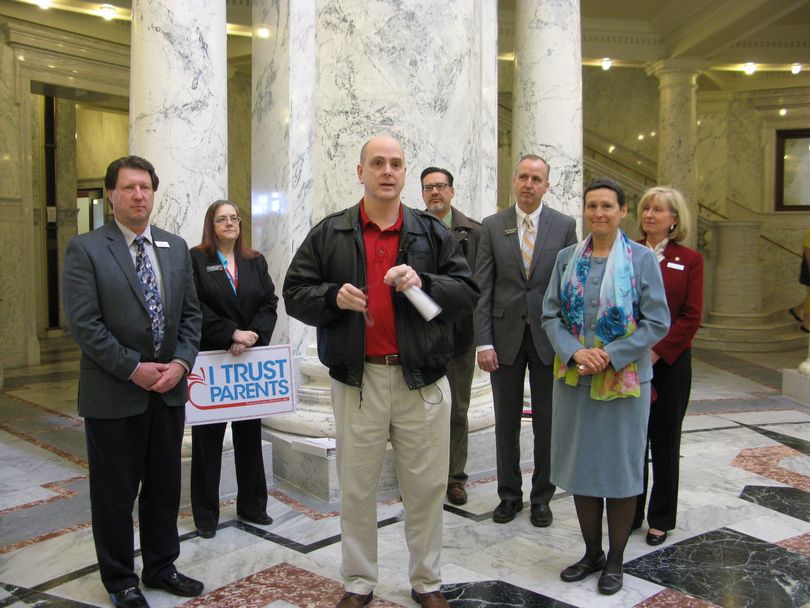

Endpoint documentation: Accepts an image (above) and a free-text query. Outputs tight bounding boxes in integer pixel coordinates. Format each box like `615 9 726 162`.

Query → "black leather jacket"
283 202 479 389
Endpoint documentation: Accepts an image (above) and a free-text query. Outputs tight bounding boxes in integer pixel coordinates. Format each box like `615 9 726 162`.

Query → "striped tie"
521 216 535 277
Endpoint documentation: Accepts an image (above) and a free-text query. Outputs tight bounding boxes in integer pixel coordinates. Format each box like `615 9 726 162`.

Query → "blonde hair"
637 186 690 243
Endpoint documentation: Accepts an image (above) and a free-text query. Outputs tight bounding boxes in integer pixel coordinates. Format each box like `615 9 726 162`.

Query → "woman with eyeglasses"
189 200 278 538
541 178 669 595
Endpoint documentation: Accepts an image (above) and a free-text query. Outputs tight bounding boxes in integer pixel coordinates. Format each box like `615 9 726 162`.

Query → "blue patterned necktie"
134 235 166 355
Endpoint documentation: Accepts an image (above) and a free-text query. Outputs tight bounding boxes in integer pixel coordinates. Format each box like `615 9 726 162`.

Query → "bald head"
360 134 405 164
357 135 407 205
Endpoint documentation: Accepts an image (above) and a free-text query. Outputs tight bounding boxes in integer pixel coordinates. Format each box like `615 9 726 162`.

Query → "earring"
669 224 676 232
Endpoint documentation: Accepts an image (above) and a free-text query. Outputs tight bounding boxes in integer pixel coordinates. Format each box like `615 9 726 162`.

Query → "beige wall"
75 106 128 183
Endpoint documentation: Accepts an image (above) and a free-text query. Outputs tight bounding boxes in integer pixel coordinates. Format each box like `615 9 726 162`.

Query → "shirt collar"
515 202 543 227
359 199 403 231
116 219 154 248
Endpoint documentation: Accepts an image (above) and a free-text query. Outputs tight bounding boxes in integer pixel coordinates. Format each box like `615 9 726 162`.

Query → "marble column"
511 0 583 222
647 60 705 247
252 0 498 438
55 99 78 330
709 220 762 318
129 0 228 243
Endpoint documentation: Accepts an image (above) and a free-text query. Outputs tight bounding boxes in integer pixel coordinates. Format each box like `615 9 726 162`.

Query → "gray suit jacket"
474 204 577 366
62 221 201 418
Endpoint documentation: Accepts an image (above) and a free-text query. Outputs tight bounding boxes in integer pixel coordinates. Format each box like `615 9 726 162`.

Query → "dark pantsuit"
84 393 185 593
190 419 268 530
446 347 475 484
635 349 692 531
491 325 555 506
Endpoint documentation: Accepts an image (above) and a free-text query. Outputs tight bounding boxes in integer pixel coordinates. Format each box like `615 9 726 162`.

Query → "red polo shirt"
360 200 402 356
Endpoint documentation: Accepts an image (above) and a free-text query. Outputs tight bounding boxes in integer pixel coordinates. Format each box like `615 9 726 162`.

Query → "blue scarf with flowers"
553 230 641 400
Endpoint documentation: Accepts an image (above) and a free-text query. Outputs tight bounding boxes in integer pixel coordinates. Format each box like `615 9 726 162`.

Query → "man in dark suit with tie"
474 154 577 527
63 156 204 608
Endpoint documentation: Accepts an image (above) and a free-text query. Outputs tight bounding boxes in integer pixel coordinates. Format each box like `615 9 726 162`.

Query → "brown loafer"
335 591 373 607
446 482 467 505
411 589 449 607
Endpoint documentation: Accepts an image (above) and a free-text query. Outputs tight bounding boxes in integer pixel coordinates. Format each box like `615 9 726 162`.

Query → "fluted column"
647 60 706 247
252 0 498 438
511 0 583 221
129 0 228 244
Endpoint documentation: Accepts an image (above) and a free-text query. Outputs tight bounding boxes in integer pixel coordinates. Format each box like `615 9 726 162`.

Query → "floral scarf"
553 230 641 400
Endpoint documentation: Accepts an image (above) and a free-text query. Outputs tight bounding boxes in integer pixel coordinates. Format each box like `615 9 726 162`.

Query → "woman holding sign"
190 200 278 538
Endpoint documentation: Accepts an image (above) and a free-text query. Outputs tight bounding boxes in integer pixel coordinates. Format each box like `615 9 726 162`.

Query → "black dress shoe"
197 527 216 539
110 586 149 608
646 530 667 546
530 503 553 527
560 552 606 582
238 511 273 526
492 499 523 523
144 571 204 597
598 568 623 595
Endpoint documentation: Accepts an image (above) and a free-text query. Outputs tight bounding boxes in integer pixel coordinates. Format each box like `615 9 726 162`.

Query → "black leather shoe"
197 527 216 539
110 587 149 608
560 552 606 582
492 499 523 523
238 512 273 526
530 504 553 527
598 568 623 595
144 571 204 597
646 530 667 546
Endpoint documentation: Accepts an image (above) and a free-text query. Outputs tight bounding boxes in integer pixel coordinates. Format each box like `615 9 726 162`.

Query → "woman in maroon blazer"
633 187 703 546
190 200 278 538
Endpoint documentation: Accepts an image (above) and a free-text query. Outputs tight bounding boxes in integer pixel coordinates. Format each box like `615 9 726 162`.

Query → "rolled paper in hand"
403 285 442 321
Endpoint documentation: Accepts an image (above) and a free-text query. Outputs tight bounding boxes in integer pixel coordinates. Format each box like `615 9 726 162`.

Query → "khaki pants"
332 363 450 594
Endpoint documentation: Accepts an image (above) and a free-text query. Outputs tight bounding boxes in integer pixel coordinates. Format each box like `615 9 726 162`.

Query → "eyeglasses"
214 216 241 225
422 183 449 192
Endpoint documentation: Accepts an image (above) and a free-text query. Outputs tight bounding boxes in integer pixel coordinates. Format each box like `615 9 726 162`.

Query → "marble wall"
252 0 498 353
75 107 128 183
583 66 659 161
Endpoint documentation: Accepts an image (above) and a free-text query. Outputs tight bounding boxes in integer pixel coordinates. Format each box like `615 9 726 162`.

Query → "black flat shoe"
492 499 523 523
110 587 149 608
598 568 623 595
238 512 273 526
144 571 204 597
646 530 667 546
560 552 606 582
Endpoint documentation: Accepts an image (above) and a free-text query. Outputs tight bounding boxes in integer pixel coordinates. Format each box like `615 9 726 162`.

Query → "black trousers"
190 418 268 531
635 349 692 531
490 325 555 506
84 393 184 593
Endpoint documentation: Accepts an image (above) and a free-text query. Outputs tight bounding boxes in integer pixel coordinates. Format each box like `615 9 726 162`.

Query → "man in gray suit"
63 156 203 608
421 166 481 506
475 154 577 527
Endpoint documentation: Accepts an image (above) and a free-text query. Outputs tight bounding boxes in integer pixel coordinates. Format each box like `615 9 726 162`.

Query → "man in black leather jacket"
283 135 478 608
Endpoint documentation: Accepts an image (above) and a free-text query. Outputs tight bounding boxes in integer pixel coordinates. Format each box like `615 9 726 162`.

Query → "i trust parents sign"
185 345 296 425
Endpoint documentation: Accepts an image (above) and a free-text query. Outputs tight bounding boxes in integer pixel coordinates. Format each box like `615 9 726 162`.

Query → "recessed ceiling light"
791 63 802 75
601 58 612 71
779 108 787 116
256 27 270 38
36 0 52 8
99 4 117 21
608 145 616 153
743 62 756 75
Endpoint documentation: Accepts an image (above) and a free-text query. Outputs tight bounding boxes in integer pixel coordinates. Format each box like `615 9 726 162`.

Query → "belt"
365 354 401 366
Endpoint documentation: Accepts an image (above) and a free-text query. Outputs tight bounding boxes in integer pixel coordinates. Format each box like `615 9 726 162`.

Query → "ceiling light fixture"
779 109 787 116
791 63 802 75
36 0 52 8
601 57 612 71
99 4 117 21
256 27 270 38
743 62 756 75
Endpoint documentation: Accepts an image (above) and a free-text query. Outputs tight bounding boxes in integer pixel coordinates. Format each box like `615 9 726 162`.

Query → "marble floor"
2 337 810 607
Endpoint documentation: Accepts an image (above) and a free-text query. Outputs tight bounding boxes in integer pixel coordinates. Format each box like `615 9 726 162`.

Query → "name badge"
155 240 170 248
667 262 684 271
504 228 517 235
206 264 224 272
